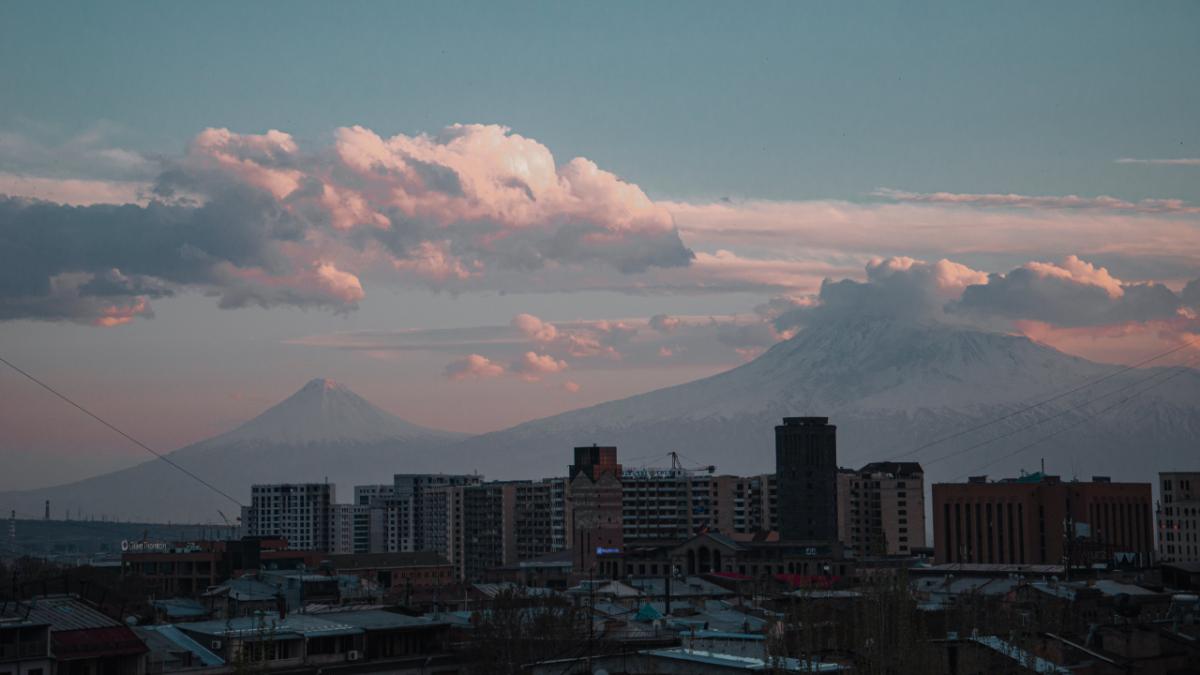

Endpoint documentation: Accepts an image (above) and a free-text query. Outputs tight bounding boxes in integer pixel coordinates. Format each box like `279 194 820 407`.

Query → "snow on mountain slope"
438 318 1200 486
211 378 462 445
0 379 469 523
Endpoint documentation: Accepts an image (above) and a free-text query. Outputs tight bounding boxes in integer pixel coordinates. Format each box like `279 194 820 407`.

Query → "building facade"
775 417 838 542
1158 471 1200 563
713 474 776 535
837 462 926 558
933 474 1154 567
242 483 336 551
568 445 624 576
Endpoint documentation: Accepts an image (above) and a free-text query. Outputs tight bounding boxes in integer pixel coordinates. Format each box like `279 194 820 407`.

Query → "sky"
1 1 1198 490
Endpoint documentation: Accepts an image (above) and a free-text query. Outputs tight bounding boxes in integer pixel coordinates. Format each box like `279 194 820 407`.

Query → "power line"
920 353 1200 469
877 335 1200 464
0 354 244 509
951 360 1198 480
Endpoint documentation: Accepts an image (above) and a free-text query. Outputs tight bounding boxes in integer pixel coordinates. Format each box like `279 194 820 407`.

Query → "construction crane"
216 510 237 539
668 450 715 474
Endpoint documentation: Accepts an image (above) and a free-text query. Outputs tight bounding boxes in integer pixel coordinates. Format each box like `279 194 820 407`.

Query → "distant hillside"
0 379 470 523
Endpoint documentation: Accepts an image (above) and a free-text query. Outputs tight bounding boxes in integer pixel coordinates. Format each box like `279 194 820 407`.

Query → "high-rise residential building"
713 474 776 535
442 478 568 581
390 474 481 553
837 462 926 558
515 479 568 561
775 417 838 542
352 485 394 554
461 481 520 581
329 503 363 554
622 467 718 541
1158 471 1200 562
242 483 335 551
568 445 624 577
933 474 1154 567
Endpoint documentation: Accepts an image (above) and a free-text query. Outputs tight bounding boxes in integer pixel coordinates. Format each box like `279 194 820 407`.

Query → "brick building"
933 473 1153 567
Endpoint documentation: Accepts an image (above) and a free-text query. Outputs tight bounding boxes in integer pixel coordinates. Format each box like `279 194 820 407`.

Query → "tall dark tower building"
775 417 838 542
567 445 624 578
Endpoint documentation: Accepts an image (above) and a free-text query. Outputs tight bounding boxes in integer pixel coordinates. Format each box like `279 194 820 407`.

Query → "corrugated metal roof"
137 625 225 667
642 647 845 672
177 613 363 639
23 596 120 632
320 610 445 631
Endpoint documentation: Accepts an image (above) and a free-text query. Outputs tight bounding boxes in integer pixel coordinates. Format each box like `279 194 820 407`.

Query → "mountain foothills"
0 379 469 523
3 318 1199 523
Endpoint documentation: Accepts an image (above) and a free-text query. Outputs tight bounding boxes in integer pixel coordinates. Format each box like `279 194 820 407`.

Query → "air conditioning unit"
210 640 222 650
347 650 361 661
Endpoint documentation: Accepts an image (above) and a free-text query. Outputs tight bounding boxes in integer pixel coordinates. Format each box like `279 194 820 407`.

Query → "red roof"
53 626 148 660
773 574 841 589
710 571 754 580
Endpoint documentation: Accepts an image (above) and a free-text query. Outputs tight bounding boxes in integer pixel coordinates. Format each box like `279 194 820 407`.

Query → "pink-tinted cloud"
872 187 1200 214
512 313 559 343
1022 255 1124 298
649 314 681 333
511 351 569 381
444 354 506 380
390 240 476 282
1015 317 1200 365
664 199 1200 276
0 173 147 206
560 380 582 393
1115 158 1200 166
213 261 365 310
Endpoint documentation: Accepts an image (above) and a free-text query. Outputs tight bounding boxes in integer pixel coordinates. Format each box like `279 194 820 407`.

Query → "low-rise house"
18 595 148 675
0 612 54 675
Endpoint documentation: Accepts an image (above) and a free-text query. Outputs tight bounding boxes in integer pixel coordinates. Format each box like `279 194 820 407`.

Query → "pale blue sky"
3 1 1197 201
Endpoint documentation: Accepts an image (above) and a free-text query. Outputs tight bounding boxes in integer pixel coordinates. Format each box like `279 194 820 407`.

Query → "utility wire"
882 335 1200 463
951 360 1198 481
920 353 1200 469
0 354 244 508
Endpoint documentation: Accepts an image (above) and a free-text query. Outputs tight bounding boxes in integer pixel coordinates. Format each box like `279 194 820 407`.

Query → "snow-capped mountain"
438 317 1200 487
213 378 454 446
0 379 469 523
5 319 1197 524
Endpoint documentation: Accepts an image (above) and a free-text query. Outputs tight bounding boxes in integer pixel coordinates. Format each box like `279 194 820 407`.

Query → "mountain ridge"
3 318 1198 523
0 377 469 523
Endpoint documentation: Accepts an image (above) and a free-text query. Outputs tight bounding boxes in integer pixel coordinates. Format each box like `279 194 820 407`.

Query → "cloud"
872 187 1200 214
213 261 365 311
664 198 1200 286
1115 158 1200 166
512 313 559 343
950 257 1184 327
511 351 569 381
444 354 506 380
0 124 697 324
560 380 582 393
649 313 681 333
0 173 147 206
774 257 990 330
329 123 693 275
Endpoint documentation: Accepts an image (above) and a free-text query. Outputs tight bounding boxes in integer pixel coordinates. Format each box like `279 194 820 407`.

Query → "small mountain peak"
300 377 344 393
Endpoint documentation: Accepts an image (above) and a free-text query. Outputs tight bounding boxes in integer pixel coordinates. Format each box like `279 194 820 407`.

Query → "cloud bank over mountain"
2 121 1198 368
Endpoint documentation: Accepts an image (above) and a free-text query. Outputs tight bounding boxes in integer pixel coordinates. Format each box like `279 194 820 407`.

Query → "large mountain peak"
213 378 460 446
